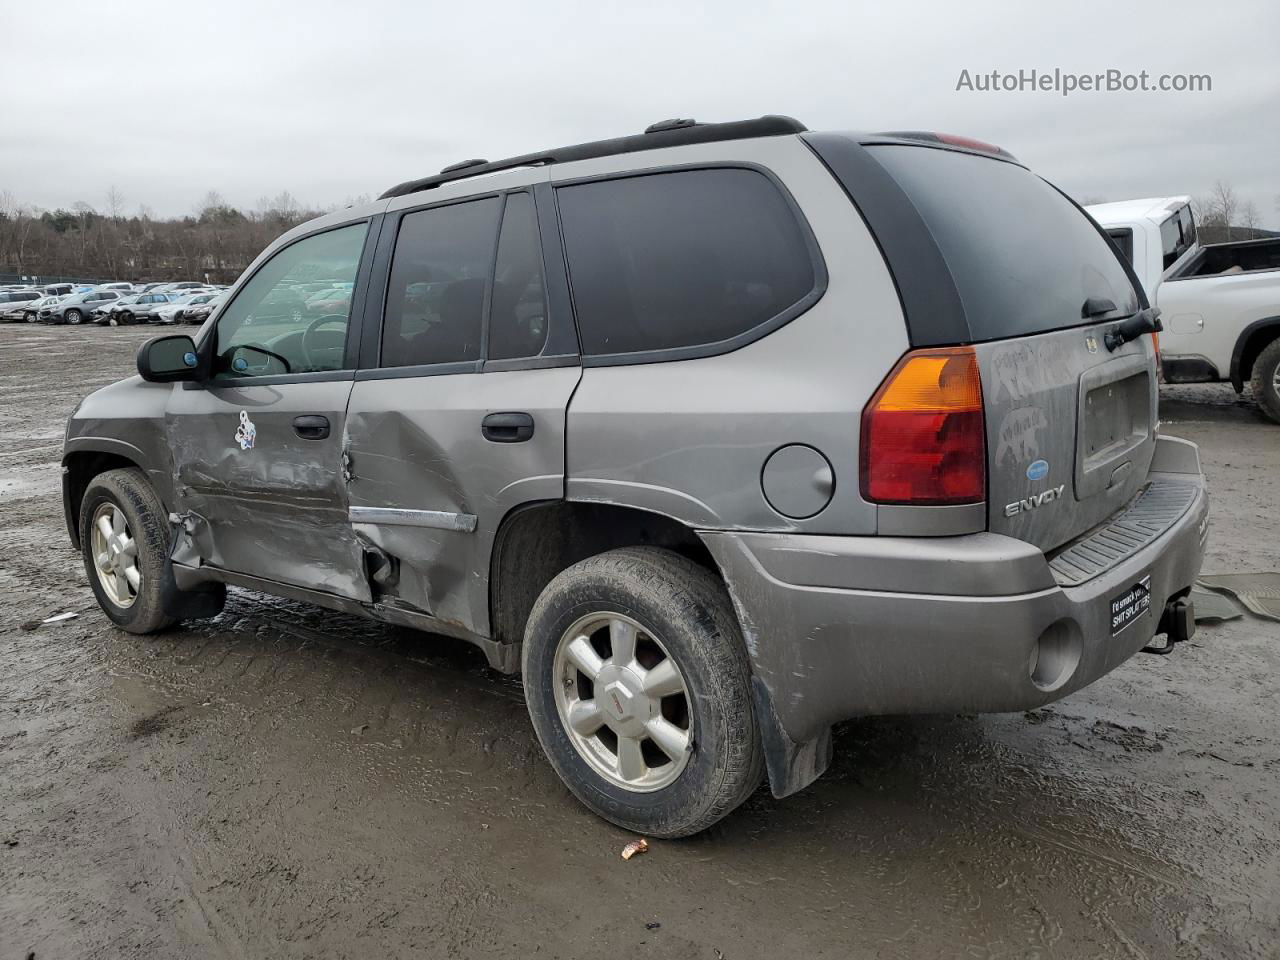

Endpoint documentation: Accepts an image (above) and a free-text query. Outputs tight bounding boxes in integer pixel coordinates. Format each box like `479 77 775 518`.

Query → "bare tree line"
5 179 1277 285
1191 182 1274 244
0 188 371 283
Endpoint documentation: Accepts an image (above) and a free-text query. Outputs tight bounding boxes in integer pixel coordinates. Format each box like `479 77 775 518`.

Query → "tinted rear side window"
557 168 816 357
869 145 1139 341
380 197 501 367
489 193 548 360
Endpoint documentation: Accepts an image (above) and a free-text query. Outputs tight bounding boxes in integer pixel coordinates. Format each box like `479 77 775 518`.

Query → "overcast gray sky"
3 0 1277 222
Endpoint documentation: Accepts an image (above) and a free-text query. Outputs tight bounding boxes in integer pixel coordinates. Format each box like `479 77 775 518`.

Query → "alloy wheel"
552 613 693 792
90 501 140 608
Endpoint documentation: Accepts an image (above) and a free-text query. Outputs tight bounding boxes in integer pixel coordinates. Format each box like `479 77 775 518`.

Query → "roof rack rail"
439 158 488 174
379 115 807 200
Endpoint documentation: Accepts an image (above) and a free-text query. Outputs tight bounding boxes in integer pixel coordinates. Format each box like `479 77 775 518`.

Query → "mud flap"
751 676 832 798
160 556 227 620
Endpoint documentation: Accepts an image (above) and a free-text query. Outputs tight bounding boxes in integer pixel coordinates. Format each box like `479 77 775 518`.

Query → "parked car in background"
17 294 65 322
244 283 306 323
43 283 74 297
1087 196 1280 423
91 294 142 325
98 282 135 292
304 286 353 316
181 293 224 325
153 291 220 325
0 289 44 321
110 293 177 325
41 289 123 324
155 281 207 295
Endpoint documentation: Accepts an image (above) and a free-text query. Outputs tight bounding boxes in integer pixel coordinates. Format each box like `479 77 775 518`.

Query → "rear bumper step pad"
1048 477 1201 586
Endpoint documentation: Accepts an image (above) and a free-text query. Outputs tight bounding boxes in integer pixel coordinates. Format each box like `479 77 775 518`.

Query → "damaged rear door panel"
344 366 580 633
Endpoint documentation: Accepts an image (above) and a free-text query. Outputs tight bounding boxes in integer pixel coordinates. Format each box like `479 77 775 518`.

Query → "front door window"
211 223 368 380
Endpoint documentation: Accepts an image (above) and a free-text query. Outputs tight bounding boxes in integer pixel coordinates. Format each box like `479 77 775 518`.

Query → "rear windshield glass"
869 145 1139 341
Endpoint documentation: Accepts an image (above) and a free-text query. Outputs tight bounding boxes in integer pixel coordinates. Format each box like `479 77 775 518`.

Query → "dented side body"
63 130 1208 802
343 365 580 635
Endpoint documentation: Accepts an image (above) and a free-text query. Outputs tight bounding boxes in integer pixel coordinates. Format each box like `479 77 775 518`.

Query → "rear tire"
1251 338 1280 424
79 468 178 634
522 547 762 838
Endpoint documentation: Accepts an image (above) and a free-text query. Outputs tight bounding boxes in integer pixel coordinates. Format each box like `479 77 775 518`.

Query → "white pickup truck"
1086 196 1280 422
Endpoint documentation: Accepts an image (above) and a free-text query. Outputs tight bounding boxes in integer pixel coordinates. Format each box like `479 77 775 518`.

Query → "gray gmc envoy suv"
63 116 1208 837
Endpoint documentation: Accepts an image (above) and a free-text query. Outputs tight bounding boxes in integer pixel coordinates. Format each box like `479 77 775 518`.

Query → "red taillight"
860 347 986 505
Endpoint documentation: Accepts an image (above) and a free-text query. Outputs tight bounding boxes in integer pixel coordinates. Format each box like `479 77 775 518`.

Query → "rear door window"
488 193 548 360
556 168 817 357
868 145 1140 341
380 197 501 368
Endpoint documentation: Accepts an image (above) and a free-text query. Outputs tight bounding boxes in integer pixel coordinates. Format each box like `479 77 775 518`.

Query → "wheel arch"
1230 316 1280 391
62 441 157 549
487 501 721 650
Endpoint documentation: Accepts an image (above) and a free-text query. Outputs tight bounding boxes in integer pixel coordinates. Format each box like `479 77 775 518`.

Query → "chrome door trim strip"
348 506 477 533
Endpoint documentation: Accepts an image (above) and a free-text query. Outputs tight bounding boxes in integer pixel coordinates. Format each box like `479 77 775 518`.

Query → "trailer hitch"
1142 597 1195 655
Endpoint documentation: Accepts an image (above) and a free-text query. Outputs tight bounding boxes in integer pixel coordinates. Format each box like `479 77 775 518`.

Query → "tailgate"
857 143 1154 552
977 330 1157 551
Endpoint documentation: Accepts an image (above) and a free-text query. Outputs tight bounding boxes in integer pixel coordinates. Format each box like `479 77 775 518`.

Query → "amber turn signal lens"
860 347 986 505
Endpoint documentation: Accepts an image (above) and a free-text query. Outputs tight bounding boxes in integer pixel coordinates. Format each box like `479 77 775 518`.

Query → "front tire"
79 468 178 634
64 309 82 325
522 547 762 838
1251 338 1280 424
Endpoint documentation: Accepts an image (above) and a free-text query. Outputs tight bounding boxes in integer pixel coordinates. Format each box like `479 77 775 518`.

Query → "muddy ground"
1 323 1277 960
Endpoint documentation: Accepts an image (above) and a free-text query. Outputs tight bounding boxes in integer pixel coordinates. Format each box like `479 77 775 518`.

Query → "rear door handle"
482 412 534 443
292 415 330 440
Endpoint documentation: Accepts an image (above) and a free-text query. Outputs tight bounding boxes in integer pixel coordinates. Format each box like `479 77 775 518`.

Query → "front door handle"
292 415 330 440
482 412 534 443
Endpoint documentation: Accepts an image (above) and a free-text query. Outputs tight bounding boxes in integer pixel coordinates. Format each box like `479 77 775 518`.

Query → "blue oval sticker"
1026 459 1049 481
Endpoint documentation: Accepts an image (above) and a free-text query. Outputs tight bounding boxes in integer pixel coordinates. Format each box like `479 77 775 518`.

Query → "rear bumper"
700 436 1208 763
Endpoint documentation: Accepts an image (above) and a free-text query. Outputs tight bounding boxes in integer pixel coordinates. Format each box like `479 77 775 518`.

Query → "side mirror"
137 334 200 382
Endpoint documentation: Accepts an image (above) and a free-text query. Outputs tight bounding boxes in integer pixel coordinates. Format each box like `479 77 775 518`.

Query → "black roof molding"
379 115 807 199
